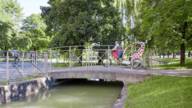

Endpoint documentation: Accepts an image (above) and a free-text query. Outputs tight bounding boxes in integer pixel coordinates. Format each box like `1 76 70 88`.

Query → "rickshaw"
111 42 145 69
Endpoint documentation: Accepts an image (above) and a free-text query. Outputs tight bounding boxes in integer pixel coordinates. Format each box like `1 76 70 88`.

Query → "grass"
53 63 86 68
154 58 192 69
53 63 70 67
126 76 192 108
53 62 98 68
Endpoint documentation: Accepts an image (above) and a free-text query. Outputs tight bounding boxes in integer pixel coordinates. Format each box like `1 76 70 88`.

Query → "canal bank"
0 77 53 104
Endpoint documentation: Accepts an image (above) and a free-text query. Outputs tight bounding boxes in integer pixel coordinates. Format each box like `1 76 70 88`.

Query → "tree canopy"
0 0 22 50
42 0 124 47
21 14 50 50
132 0 192 64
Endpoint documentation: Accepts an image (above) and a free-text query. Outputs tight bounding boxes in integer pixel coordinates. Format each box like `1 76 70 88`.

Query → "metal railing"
0 45 147 84
50 45 114 68
50 45 146 70
0 50 50 84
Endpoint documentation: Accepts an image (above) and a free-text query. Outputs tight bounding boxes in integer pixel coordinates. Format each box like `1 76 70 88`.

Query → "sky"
17 0 49 17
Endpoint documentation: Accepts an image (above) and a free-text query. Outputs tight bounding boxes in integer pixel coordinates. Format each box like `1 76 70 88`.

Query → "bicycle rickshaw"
111 42 145 69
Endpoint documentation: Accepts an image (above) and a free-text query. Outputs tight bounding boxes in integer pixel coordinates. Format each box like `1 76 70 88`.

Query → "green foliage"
0 0 22 23
139 0 192 49
0 21 13 50
21 14 50 50
42 0 124 47
0 0 22 50
134 0 192 64
12 33 32 50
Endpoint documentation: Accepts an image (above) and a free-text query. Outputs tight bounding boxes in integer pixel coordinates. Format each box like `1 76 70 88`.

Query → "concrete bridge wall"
50 71 150 83
0 77 53 104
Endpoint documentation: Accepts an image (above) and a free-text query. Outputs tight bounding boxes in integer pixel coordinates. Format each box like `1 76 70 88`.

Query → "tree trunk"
180 43 185 65
188 51 191 57
145 48 151 68
172 52 176 59
167 52 170 58
163 53 165 58
180 21 187 65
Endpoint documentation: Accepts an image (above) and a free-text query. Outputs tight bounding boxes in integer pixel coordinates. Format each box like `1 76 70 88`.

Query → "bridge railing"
0 45 148 84
0 50 50 84
50 45 110 67
49 45 138 71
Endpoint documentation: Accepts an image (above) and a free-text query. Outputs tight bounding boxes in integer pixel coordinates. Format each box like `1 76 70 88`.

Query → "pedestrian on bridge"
112 41 123 64
11 49 20 66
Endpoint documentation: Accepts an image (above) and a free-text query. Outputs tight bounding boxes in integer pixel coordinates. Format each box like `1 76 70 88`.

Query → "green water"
1 81 122 108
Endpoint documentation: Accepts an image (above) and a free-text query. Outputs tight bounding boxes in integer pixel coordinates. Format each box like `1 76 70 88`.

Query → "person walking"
112 41 123 64
12 49 20 66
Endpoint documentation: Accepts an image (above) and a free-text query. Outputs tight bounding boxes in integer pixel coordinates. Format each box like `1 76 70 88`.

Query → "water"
1 80 122 108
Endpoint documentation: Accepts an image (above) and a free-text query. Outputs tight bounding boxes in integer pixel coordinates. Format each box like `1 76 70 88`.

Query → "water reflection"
1 80 122 108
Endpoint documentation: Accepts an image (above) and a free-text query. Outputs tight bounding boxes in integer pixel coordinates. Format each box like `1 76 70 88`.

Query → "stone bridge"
48 66 192 83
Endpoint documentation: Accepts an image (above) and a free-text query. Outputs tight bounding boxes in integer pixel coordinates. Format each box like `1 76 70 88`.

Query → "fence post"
22 52 24 75
107 45 110 69
44 52 48 77
90 46 93 67
49 49 52 75
6 51 9 85
69 46 72 68
32 51 36 73
86 47 89 68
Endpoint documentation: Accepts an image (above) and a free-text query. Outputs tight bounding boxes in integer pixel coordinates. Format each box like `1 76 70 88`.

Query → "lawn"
154 58 192 69
126 76 192 108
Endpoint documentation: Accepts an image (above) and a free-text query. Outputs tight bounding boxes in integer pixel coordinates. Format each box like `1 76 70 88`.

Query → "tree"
138 0 192 65
42 0 123 46
0 0 22 50
12 32 32 50
0 21 13 50
21 14 50 50
42 0 124 64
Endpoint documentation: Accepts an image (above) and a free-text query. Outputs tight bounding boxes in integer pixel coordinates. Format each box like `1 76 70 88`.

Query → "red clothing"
112 50 118 59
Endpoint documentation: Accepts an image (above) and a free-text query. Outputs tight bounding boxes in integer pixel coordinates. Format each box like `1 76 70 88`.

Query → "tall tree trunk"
180 43 185 65
180 22 187 65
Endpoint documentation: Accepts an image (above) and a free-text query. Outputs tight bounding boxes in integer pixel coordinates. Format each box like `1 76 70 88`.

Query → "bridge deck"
47 66 192 83
50 66 192 77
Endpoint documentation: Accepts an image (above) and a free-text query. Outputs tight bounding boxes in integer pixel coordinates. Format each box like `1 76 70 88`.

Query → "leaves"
0 0 22 50
21 14 50 50
42 0 124 46
137 0 192 51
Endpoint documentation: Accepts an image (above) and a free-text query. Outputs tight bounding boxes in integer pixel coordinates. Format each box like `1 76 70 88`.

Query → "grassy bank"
126 76 192 108
154 58 192 69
